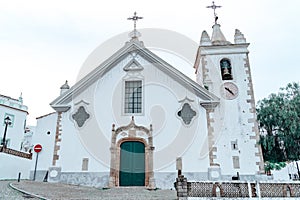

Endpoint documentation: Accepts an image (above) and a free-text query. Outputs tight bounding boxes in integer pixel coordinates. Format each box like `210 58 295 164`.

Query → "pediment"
50 40 219 110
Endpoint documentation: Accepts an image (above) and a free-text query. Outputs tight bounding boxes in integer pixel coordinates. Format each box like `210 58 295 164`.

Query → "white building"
32 19 265 189
0 94 32 179
271 161 300 181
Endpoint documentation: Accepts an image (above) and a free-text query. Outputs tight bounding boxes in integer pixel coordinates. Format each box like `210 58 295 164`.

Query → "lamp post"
1 116 12 148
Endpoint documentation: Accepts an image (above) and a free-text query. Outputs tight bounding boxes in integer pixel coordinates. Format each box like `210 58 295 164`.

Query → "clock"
220 82 239 100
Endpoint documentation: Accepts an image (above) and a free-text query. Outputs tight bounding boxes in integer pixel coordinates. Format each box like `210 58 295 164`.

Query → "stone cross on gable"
206 1 221 24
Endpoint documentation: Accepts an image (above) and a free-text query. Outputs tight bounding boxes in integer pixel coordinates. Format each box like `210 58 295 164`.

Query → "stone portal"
109 117 155 189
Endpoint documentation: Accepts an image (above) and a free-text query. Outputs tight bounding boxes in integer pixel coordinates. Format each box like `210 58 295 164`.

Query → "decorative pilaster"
206 109 217 166
244 56 265 173
52 112 62 166
148 124 156 189
109 124 117 187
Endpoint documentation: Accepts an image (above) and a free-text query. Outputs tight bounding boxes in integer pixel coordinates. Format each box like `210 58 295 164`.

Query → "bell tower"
194 2 264 180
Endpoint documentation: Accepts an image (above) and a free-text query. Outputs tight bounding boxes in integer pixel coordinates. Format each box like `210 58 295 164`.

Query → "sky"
0 0 299 125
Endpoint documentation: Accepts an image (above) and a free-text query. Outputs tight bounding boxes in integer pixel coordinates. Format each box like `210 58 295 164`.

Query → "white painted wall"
272 161 300 181
50 53 211 175
30 113 57 171
56 110 109 172
0 153 31 179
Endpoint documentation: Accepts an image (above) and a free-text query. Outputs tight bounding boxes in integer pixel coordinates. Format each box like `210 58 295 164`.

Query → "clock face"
220 82 239 100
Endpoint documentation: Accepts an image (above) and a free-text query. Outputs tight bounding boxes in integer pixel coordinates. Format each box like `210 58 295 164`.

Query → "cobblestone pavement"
0 180 39 200
9 181 177 200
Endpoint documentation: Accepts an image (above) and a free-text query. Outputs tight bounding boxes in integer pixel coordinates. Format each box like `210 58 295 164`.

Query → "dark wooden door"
119 141 145 186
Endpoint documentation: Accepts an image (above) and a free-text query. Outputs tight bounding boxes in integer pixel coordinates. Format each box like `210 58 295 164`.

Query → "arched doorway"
119 141 145 186
109 117 155 189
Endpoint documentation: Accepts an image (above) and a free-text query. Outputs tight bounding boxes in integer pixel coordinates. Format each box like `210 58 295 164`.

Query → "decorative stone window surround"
124 80 143 114
72 106 90 128
71 100 91 129
176 97 197 127
122 59 145 116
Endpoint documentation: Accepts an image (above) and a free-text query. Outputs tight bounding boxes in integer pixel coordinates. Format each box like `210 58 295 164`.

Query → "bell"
222 68 232 80
223 67 230 75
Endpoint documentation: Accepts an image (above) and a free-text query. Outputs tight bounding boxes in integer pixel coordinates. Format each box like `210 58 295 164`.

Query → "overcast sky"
0 0 299 125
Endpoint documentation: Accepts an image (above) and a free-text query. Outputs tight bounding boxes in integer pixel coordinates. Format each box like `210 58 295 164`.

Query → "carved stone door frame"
109 117 155 189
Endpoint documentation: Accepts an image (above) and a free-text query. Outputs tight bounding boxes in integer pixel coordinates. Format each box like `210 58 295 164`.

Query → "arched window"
220 58 233 80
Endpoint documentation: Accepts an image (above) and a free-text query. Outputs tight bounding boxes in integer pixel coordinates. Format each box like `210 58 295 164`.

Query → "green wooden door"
120 141 145 186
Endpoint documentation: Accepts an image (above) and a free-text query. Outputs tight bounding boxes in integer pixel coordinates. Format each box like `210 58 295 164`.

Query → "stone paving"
0 180 39 200
7 180 177 200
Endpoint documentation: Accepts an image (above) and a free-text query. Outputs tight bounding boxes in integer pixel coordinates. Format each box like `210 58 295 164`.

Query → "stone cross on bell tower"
206 1 222 24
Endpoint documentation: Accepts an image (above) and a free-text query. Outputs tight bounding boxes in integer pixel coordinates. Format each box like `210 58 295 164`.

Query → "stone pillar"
256 181 261 198
149 125 153 147
148 146 155 189
109 124 117 187
176 157 182 175
250 182 259 198
109 146 116 187
175 175 188 200
147 124 156 189
247 182 252 197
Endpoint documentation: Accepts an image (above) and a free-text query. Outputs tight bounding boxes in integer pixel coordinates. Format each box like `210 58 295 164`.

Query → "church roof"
50 38 219 111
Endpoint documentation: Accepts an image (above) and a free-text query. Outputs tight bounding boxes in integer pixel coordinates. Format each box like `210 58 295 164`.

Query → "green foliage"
257 82 300 163
264 161 287 172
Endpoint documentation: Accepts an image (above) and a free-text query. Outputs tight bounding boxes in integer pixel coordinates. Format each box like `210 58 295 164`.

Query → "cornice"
50 40 220 110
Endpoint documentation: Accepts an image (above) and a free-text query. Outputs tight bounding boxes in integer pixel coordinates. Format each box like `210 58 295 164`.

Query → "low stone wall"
259 183 300 197
59 172 110 188
174 175 300 199
187 182 250 198
188 198 300 200
155 172 208 189
46 168 110 188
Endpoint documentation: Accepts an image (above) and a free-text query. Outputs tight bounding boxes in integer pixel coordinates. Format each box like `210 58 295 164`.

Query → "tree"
264 161 287 175
257 82 300 163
